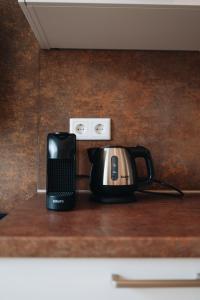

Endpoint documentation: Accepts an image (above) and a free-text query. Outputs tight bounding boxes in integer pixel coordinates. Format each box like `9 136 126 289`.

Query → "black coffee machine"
46 132 76 211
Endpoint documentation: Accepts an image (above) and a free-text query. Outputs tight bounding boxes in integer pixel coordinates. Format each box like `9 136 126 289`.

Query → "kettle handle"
87 148 99 163
128 146 154 187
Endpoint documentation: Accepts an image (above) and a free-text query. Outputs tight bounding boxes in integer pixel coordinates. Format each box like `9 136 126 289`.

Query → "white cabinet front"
0 258 200 300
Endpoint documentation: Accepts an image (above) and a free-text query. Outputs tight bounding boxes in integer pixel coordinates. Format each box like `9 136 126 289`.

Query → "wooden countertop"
0 192 200 257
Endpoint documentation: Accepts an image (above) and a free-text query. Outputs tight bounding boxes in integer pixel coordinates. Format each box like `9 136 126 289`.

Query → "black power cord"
137 179 184 198
0 213 7 220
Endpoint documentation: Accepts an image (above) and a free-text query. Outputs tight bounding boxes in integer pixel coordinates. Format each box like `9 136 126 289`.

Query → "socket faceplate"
69 118 111 140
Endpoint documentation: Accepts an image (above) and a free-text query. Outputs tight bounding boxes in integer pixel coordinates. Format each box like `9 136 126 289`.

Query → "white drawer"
0 258 200 300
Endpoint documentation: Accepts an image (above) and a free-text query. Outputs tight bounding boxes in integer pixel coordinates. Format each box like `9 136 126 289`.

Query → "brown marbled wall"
1 1 200 208
39 50 200 191
0 0 39 210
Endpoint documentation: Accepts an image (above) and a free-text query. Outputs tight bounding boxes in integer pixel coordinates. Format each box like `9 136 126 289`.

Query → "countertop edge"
0 236 199 258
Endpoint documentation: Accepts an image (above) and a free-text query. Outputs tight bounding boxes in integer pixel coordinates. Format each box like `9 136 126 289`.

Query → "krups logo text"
53 200 64 204
121 175 129 179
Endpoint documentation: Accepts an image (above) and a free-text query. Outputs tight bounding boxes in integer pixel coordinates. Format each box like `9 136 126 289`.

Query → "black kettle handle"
128 146 154 187
88 148 99 163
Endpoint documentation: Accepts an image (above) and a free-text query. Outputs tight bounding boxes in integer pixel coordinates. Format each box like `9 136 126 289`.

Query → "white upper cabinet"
18 0 200 50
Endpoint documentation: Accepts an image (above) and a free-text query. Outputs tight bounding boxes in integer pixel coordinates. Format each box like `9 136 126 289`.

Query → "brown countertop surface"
0 193 200 257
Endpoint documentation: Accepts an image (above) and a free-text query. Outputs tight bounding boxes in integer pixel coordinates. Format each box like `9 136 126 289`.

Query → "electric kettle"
88 145 154 202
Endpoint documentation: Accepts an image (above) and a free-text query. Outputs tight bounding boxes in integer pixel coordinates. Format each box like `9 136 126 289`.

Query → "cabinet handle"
112 274 200 288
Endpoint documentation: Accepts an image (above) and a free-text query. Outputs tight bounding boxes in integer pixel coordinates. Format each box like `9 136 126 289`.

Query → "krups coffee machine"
46 132 76 211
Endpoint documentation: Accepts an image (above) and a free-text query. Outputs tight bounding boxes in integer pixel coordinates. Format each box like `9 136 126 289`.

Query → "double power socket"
69 118 111 140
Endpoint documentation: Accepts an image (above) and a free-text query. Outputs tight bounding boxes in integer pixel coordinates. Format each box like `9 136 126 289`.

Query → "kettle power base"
89 194 136 204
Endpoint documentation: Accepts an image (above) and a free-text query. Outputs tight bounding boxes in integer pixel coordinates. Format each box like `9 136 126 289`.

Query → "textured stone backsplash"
0 0 39 210
1 1 200 211
39 50 200 191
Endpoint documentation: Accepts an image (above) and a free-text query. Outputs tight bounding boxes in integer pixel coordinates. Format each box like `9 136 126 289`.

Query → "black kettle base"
90 194 136 204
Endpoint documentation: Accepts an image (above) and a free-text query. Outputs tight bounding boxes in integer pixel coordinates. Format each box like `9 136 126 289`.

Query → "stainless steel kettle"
88 145 154 202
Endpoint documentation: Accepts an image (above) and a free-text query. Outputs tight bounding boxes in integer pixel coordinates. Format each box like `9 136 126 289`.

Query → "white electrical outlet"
69 118 111 140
